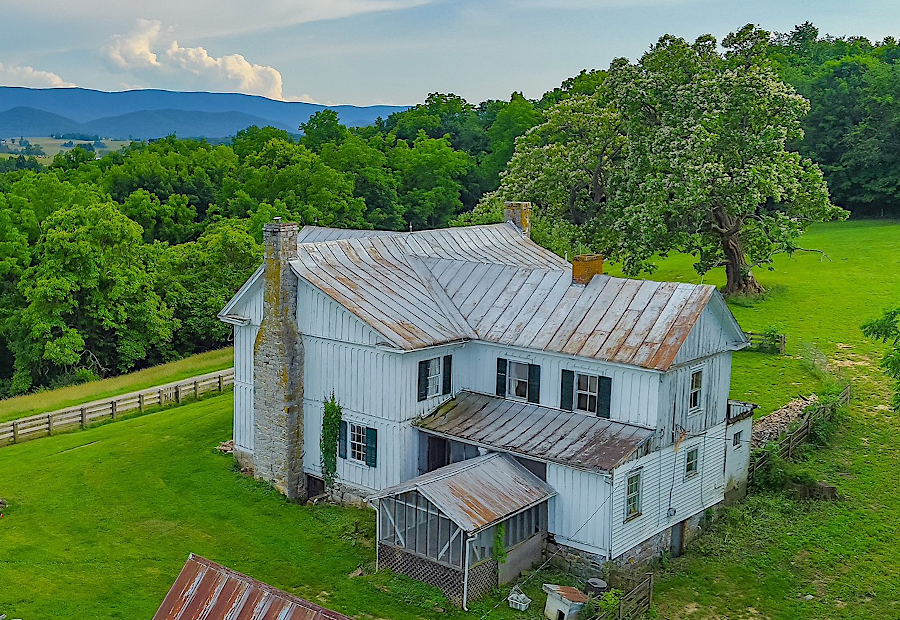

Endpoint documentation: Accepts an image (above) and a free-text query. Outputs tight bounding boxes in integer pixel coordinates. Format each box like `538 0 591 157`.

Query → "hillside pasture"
0 347 233 424
0 220 899 619
17 136 130 157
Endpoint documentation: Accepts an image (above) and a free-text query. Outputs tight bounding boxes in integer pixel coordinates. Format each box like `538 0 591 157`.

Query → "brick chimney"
253 218 306 500
572 254 604 285
504 201 532 238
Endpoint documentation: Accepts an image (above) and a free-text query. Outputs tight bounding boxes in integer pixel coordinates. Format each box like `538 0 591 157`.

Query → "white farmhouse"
219 204 755 607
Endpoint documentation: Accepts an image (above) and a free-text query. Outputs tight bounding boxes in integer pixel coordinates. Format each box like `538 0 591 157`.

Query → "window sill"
684 472 699 480
623 512 642 524
687 408 703 417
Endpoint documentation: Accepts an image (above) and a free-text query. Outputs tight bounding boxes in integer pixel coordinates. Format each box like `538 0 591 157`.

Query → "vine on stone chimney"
321 393 342 488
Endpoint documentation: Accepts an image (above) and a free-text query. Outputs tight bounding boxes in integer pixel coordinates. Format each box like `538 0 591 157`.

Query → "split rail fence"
747 383 851 486
744 331 786 355
593 573 654 620
0 368 234 447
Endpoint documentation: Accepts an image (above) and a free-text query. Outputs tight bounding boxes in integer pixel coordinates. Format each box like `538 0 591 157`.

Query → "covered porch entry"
369 453 555 609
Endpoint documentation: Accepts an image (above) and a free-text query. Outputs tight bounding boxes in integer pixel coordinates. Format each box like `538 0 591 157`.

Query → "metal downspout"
463 534 475 611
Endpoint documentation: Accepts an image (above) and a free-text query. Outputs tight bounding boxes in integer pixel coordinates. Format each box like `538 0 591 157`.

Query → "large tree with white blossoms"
474 25 847 295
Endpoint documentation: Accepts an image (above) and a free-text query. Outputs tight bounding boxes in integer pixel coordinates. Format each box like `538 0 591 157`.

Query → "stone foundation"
234 446 254 473
546 541 607 580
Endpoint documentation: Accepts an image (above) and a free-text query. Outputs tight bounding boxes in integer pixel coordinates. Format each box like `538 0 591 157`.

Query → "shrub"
750 444 788 492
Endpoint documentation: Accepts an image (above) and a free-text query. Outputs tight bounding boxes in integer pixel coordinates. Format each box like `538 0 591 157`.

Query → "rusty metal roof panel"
153 555 352 620
416 391 654 473
281 223 728 368
370 452 556 532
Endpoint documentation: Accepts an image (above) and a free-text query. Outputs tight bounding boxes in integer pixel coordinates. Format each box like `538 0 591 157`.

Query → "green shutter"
365 427 377 468
598 376 612 418
496 358 507 396
527 363 541 404
417 360 429 402
338 420 347 459
442 355 452 395
560 369 574 411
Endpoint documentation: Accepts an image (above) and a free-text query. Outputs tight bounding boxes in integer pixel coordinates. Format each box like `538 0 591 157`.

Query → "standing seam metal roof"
369 452 556 532
275 223 742 370
152 554 351 620
416 391 655 472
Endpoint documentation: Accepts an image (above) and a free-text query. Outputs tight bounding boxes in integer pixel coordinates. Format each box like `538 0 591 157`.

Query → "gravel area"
751 394 818 449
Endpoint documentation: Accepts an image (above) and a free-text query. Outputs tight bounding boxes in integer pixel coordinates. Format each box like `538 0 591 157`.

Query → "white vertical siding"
546 464 613 556
725 417 753 492
454 342 660 428
297 281 380 346
657 351 732 445
231 279 263 453
609 422 727 558
672 304 732 365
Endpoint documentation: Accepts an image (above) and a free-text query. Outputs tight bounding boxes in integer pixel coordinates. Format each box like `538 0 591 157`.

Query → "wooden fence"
0 368 234 447
744 331 786 355
594 573 654 620
747 383 851 486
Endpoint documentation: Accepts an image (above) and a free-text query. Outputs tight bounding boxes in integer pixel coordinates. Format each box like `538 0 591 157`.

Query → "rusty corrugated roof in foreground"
417 391 654 472
369 452 555 533
152 554 352 620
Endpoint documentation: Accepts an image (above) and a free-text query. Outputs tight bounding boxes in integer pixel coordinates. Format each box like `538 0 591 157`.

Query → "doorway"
670 520 686 557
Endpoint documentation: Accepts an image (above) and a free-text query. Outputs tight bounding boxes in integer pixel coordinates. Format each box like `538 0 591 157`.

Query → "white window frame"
625 470 642 521
575 372 600 415
684 447 699 479
507 361 530 401
425 357 442 398
733 430 743 449
349 423 367 464
688 366 703 415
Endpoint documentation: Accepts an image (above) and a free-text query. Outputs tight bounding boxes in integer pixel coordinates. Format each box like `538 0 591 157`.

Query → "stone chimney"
253 218 305 500
504 201 532 238
572 254 604 285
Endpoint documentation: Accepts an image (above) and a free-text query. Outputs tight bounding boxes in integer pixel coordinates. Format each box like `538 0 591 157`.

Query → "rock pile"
751 394 818 449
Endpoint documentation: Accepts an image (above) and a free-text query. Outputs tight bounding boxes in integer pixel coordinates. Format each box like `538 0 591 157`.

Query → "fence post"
13 421 19 443
111 400 117 421
218 374 224 392
159 388 164 406
80 407 87 429
194 380 199 400
176 385 182 404
47 413 54 436
779 334 786 355
646 572 654 610
139 393 145 412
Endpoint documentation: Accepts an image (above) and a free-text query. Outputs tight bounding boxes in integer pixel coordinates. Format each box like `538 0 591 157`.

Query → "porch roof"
416 391 655 473
369 453 555 533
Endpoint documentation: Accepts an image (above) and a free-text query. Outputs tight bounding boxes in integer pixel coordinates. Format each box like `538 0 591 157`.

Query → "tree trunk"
721 233 763 296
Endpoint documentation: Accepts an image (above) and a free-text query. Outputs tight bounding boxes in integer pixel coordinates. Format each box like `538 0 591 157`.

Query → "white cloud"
104 18 163 69
0 62 75 88
166 42 283 100
103 19 285 99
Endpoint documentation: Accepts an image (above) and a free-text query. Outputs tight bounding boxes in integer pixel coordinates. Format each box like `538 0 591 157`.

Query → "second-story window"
625 470 642 520
508 361 530 399
689 367 703 414
417 355 452 402
561 370 612 418
425 357 441 398
685 447 699 478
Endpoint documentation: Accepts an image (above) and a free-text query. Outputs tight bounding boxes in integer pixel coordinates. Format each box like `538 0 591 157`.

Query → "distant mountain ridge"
0 87 407 140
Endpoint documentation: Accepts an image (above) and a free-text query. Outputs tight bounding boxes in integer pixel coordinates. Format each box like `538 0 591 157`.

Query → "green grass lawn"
1 220 899 619
0 348 233 424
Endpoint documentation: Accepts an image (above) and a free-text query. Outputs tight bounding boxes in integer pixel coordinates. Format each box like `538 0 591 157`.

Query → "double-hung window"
625 471 642 520
688 367 703 414
425 357 441 398
508 361 531 400
349 423 367 463
733 430 743 449
576 373 599 414
417 355 452 402
685 447 699 478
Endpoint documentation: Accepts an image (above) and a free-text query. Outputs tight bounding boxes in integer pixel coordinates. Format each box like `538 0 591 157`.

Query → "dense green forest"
0 22 897 396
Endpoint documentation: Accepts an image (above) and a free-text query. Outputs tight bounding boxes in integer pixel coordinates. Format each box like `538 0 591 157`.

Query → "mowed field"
0 220 898 619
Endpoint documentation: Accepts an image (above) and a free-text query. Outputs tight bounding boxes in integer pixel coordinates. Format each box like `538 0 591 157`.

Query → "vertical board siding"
546 464 612 556
297 281 380 346
724 417 753 492
609 422 727 558
455 342 660 428
672 305 731 365
657 351 732 446
231 280 262 453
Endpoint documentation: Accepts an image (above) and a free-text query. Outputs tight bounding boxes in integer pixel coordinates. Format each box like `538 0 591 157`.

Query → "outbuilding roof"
369 452 556 533
416 391 655 472
153 554 351 620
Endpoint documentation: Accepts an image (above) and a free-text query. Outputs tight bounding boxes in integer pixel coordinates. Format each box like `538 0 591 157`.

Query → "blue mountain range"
0 87 407 139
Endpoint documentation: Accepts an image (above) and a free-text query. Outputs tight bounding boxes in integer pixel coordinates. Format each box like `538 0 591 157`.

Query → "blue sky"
1 0 898 106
